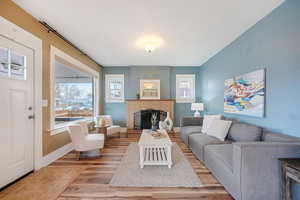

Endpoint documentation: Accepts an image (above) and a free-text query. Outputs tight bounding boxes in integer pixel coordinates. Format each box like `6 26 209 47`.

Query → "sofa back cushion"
227 122 262 142
263 131 300 142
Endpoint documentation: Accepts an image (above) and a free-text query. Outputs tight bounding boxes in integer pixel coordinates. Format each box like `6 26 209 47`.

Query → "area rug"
109 142 203 187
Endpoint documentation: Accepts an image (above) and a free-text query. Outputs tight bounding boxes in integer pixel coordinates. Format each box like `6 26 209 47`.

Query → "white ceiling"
13 0 284 67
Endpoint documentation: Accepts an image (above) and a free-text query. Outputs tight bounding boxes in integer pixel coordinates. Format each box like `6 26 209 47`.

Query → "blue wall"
103 66 201 126
200 0 300 137
199 1 300 196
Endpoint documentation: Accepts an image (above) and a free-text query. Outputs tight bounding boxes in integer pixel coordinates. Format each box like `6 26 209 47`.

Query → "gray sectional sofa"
180 116 300 200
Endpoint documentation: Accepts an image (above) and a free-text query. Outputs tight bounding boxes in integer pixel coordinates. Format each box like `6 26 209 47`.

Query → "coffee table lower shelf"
139 146 172 168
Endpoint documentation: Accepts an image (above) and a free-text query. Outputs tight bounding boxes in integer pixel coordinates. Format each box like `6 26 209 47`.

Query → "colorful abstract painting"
224 69 265 117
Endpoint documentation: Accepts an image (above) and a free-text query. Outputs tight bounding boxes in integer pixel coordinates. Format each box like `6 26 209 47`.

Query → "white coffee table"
138 129 173 168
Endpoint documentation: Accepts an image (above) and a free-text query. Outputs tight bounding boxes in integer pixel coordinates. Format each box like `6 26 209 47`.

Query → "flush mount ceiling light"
136 35 164 53
144 43 156 53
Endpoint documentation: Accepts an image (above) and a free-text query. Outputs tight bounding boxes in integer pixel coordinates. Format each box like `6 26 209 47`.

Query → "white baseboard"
41 143 74 168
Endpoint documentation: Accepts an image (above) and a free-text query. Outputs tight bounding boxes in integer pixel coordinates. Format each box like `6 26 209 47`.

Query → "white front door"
0 35 34 188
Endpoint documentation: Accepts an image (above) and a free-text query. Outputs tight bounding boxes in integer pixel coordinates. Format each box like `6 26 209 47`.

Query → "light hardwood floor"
0 131 233 200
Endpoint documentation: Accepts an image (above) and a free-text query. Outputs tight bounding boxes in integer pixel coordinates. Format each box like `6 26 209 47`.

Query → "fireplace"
134 109 167 129
126 99 174 129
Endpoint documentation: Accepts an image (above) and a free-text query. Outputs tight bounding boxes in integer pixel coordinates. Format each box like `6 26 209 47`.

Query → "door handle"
28 115 35 119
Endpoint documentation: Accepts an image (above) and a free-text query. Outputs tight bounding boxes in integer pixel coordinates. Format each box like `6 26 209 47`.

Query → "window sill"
49 118 94 136
105 99 125 103
176 99 195 103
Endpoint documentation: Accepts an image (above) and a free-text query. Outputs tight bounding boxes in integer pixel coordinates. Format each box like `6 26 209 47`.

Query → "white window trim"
176 74 196 103
50 46 100 135
105 74 125 103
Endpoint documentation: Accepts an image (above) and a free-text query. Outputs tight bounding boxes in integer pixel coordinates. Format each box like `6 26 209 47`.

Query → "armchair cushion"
68 124 105 152
107 125 121 135
86 134 104 141
81 134 104 151
77 121 89 135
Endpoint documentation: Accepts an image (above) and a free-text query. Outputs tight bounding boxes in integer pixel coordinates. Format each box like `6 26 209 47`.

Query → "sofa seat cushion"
204 144 237 198
188 134 228 162
180 126 202 145
107 125 121 135
204 144 233 170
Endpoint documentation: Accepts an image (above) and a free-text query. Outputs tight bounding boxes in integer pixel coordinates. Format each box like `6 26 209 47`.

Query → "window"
0 47 26 80
176 74 195 103
105 74 124 102
50 46 99 134
55 60 94 125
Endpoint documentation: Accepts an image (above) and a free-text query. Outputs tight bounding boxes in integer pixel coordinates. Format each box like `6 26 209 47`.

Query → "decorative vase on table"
164 112 173 132
159 120 168 131
151 113 158 131
151 125 157 131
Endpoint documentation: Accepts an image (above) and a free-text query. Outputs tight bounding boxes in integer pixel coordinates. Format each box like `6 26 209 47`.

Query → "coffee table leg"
139 146 144 168
167 146 172 168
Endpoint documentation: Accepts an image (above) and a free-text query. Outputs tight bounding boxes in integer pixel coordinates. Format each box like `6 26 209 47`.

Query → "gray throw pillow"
227 122 262 142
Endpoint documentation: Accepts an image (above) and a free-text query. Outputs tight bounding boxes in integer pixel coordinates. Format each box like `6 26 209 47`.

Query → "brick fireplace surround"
126 99 174 129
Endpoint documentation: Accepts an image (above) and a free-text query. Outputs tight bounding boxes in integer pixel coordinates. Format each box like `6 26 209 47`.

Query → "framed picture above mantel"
140 79 160 99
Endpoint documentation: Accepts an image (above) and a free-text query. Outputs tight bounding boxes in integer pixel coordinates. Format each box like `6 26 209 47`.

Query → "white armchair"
68 122 105 160
98 115 121 138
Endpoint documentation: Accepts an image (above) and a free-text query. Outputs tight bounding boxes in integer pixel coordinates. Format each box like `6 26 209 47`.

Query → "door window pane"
0 48 9 77
55 60 94 125
10 51 26 80
0 48 26 80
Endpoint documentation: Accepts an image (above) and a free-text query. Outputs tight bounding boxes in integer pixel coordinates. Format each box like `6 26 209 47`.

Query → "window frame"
105 74 125 103
50 46 100 135
176 74 196 103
